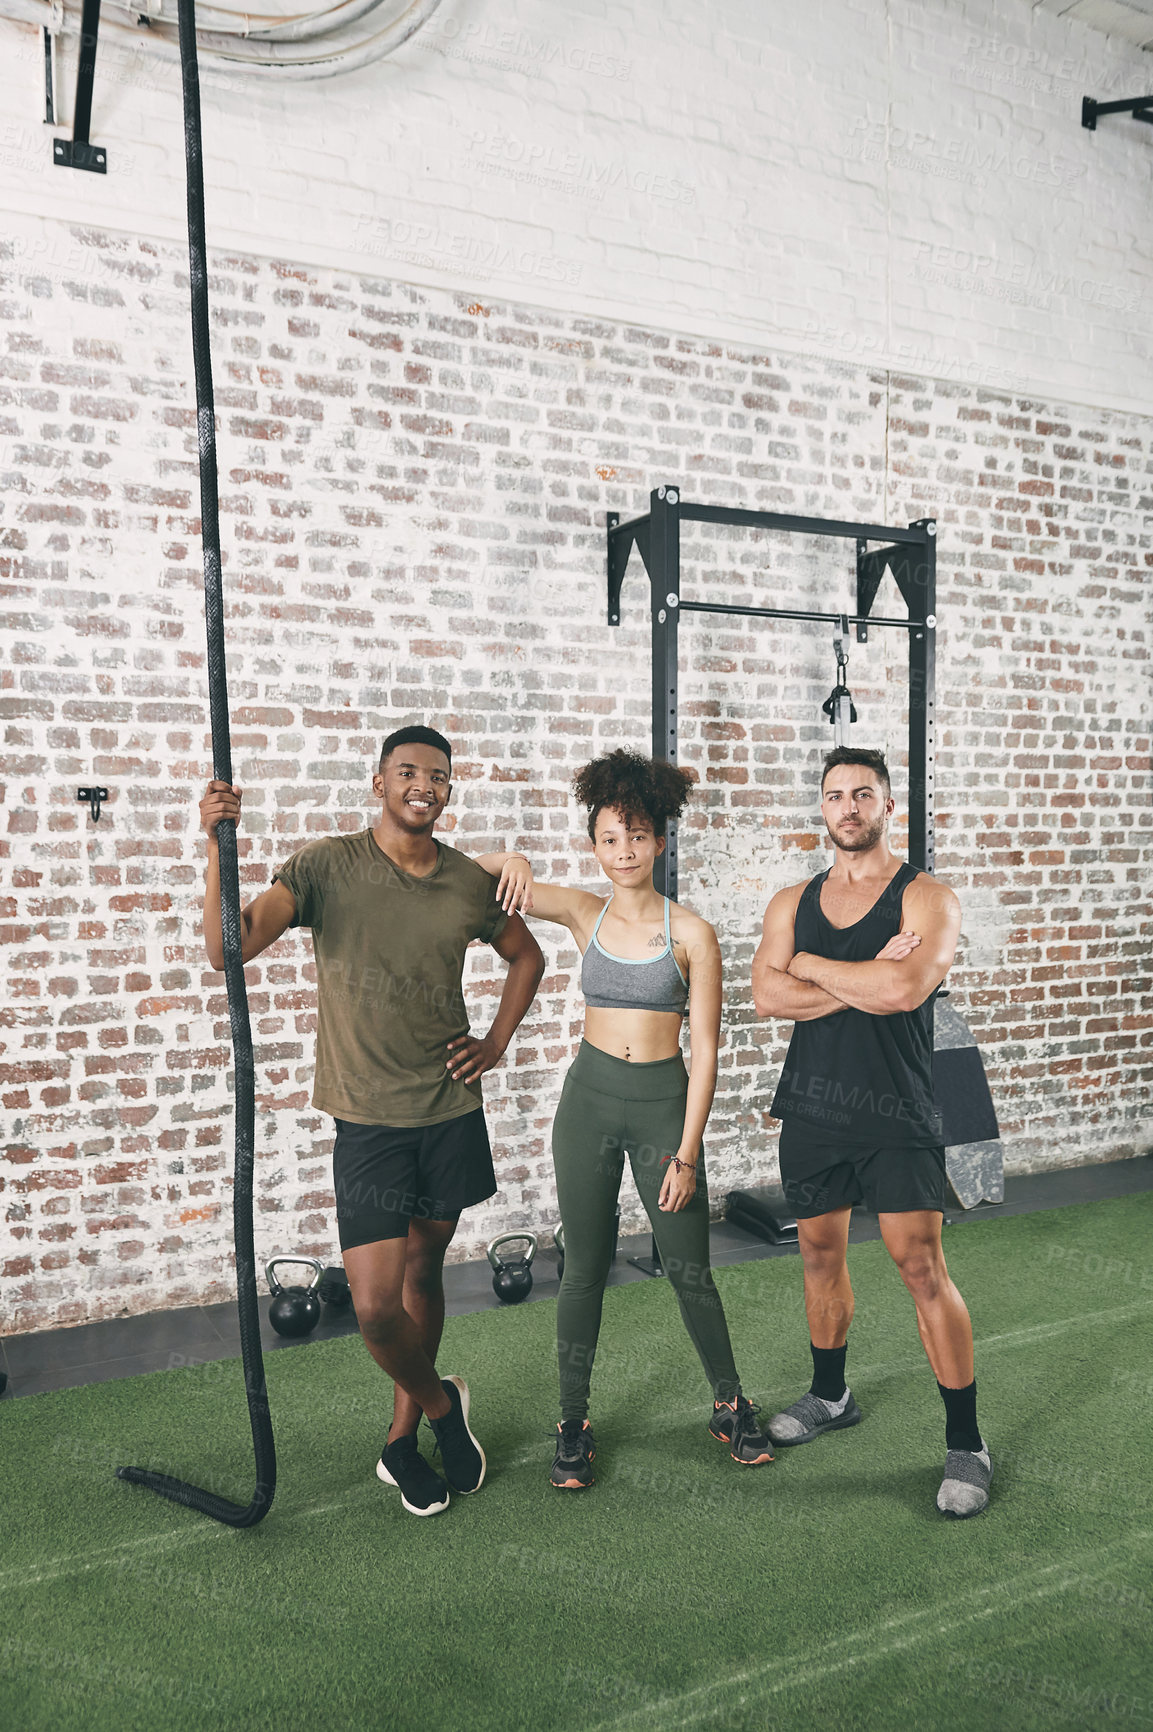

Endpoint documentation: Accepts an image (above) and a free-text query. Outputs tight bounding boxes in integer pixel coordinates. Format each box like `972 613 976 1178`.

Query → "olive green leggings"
552 1040 741 1422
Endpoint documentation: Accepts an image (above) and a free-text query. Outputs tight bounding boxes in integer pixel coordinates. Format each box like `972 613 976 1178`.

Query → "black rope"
116 0 276 1527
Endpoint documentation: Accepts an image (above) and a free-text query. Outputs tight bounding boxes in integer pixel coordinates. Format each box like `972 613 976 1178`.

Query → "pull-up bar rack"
606 487 937 898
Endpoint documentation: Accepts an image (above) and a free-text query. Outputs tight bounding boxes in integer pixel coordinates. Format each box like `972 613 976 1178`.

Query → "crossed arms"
751 874 961 1021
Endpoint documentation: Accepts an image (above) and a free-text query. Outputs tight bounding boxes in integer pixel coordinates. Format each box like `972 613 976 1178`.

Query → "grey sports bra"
580 897 689 1015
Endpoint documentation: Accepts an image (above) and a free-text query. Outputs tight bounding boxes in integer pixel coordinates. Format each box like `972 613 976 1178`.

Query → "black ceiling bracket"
78 786 109 821
53 0 107 173
1082 94 1153 131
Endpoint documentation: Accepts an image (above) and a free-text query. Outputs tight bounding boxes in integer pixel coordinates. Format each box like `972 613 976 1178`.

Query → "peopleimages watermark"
961 34 1136 100
1044 1243 1153 1291
466 128 695 207
774 1067 939 1135
313 958 469 1020
910 240 1144 318
416 16 633 83
784 319 1031 394
844 117 1085 191
349 213 582 289
958 1660 1152 1722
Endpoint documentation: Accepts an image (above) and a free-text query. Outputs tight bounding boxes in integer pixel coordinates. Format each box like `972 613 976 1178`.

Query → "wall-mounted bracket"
78 786 109 821
856 528 936 640
53 0 107 173
1082 94 1153 131
43 26 57 125
606 511 651 624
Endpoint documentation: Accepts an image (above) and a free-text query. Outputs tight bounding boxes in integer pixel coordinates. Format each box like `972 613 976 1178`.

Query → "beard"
826 813 886 852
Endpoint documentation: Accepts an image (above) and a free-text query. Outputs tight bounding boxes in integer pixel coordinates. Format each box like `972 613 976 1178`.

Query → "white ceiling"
1031 0 1153 51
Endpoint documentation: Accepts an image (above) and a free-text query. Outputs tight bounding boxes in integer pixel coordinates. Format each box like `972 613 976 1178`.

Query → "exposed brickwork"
1 228 1150 1333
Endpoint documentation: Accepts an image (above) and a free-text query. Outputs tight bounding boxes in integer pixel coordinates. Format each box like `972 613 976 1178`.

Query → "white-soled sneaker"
428 1374 486 1494
377 1434 450 1516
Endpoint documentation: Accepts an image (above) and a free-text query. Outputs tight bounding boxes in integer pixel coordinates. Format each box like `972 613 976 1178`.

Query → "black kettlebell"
487 1233 537 1304
553 1224 565 1284
317 1265 352 1312
266 1256 323 1338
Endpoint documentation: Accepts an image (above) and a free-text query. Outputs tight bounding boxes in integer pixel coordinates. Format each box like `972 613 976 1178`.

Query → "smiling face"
820 764 894 854
372 743 452 834
591 806 666 888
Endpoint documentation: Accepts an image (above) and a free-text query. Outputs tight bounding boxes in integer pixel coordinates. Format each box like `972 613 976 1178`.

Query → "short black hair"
379 725 452 771
572 748 696 841
821 747 891 797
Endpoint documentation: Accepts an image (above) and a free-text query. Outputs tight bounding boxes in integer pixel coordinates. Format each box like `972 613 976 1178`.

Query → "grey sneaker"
767 1389 862 1446
937 1444 992 1518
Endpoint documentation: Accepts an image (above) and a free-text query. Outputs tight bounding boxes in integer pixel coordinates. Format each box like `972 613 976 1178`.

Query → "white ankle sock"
820 1387 852 1417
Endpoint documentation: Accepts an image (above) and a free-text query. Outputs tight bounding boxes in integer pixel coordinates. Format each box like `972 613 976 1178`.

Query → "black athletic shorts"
332 1109 497 1251
778 1119 946 1217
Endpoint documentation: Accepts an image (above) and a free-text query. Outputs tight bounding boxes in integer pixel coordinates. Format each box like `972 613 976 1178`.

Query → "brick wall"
1 226 1150 1333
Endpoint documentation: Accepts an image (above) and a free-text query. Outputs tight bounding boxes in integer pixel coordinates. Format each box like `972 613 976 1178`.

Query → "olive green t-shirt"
273 830 509 1128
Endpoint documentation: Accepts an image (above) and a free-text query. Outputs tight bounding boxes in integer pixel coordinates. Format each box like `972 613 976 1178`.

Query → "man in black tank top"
752 747 991 1518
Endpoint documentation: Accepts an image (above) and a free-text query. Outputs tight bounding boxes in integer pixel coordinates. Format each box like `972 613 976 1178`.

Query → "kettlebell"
487 1232 537 1304
553 1224 565 1284
266 1256 324 1338
317 1265 352 1312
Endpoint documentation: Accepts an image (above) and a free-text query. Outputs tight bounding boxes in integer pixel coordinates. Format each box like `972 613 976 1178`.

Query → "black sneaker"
376 1434 450 1516
709 1394 774 1465
550 1419 596 1489
428 1375 486 1494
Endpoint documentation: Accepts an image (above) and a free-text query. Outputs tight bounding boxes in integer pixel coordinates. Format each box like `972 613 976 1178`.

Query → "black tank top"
768 861 943 1146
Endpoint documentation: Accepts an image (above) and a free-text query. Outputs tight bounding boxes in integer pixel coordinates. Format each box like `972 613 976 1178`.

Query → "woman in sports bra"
479 749 773 1489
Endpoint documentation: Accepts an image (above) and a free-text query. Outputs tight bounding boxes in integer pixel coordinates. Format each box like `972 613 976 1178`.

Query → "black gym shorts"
778 1118 946 1218
332 1109 497 1251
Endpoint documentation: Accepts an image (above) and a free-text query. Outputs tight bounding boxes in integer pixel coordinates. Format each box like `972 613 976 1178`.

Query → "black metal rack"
606 487 937 897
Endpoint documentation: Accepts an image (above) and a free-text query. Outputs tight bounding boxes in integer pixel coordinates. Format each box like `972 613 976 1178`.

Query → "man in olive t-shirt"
200 725 543 1517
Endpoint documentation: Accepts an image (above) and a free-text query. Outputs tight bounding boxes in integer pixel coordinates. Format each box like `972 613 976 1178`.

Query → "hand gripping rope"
116 0 276 1527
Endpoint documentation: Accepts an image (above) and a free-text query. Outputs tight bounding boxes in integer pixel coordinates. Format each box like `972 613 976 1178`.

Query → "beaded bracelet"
660 1153 698 1174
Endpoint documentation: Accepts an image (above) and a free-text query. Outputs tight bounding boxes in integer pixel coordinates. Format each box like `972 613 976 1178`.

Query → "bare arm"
445 911 545 1083
474 851 603 940
788 877 961 1014
473 850 533 914
658 918 723 1212
200 780 297 969
752 885 850 1022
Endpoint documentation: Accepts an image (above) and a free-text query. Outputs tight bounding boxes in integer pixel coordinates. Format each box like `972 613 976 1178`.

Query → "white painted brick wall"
0 0 1150 412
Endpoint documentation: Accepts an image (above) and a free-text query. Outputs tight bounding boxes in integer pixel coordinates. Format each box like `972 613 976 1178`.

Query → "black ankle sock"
809 1341 848 1402
938 1378 982 1452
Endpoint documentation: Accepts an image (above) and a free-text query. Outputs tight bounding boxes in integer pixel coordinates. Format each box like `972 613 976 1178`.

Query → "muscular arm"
446 911 545 1083
751 885 850 1022
788 876 961 1014
200 780 297 969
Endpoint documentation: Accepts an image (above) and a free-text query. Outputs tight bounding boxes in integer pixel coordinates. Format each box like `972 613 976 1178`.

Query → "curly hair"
572 749 697 841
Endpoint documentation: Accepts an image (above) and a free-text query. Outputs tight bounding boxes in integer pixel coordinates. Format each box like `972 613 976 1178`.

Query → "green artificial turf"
5 1194 1153 1732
